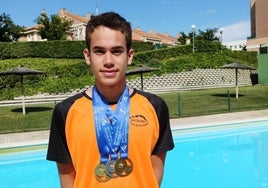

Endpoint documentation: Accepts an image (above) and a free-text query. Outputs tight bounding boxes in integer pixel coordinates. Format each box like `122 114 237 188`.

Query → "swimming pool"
162 119 268 188
0 119 268 188
0 145 60 188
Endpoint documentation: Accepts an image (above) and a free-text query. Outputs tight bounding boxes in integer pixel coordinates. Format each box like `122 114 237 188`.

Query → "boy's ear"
127 49 134 65
83 48 91 65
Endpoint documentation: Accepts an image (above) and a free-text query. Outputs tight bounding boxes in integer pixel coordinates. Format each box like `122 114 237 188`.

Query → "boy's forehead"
90 26 127 48
91 25 124 35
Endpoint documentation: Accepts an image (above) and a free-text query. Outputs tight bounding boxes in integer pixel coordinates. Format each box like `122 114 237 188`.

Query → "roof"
23 24 42 31
20 8 179 45
22 9 89 33
58 8 89 24
132 29 179 46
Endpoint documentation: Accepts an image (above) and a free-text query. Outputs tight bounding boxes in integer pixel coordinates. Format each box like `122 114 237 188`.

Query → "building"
132 29 179 47
20 8 90 42
223 39 247 51
19 8 179 46
58 8 90 40
19 25 46 42
247 0 268 52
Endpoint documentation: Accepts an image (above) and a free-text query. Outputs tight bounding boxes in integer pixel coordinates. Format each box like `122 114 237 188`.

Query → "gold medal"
115 158 133 177
94 164 111 182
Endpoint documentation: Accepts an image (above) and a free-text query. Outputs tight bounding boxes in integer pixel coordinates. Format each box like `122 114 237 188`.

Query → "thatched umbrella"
126 65 159 91
0 65 45 115
221 62 256 98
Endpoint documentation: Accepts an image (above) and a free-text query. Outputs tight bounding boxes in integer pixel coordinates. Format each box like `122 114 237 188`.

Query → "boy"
47 12 174 188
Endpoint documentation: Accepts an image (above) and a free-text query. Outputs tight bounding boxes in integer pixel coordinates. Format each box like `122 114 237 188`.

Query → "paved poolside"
0 109 268 149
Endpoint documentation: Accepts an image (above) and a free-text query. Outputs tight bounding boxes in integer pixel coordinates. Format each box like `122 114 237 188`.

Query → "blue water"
0 148 60 188
1 119 268 188
162 119 268 188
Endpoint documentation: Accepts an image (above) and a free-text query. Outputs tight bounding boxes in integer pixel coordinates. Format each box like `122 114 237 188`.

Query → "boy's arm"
151 152 167 186
57 162 76 188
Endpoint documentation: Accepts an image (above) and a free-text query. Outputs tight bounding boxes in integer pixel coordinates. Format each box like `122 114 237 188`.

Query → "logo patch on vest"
129 114 148 126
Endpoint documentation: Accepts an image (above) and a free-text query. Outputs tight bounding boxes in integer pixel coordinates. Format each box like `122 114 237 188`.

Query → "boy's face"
84 26 134 88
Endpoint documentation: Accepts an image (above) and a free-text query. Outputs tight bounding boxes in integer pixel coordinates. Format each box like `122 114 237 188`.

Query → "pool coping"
0 109 268 149
0 130 49 149
170 109 268 130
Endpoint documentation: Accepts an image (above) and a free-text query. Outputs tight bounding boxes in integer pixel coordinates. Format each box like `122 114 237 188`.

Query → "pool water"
0 147 60 188
162 119 268 188
0 119 268 188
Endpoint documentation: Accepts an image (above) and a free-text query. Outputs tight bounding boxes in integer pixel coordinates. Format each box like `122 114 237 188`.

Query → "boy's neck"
87 84 133 103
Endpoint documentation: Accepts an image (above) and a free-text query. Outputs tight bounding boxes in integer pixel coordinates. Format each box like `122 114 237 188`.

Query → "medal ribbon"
92 85 130 163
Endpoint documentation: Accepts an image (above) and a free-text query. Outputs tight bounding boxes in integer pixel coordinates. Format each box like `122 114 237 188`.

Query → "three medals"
94 158 133 182
92 86 133 182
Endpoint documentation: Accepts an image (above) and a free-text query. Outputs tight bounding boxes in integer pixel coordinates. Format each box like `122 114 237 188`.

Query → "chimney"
85 12 91 19
41 9 46 14
59 8 67 16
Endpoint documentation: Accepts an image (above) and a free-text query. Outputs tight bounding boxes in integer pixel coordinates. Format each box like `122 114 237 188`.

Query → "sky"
0 0 251 42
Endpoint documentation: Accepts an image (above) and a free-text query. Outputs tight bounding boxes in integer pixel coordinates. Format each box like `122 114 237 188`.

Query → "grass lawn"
0 85 267 134
0 104 54 134
161 85 268 118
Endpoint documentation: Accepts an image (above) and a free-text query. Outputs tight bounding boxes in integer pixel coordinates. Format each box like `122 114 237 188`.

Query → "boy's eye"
92 47 124 55
112 49 123 55
94 49 105 54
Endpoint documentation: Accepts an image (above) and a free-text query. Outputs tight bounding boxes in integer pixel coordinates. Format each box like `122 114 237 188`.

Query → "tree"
0 13 23 42
197 28 219 41
178 32 188 45
178 28 220 45
36 12 73 40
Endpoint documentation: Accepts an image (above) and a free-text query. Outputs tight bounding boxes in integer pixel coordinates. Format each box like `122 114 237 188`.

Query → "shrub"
0 40 155 59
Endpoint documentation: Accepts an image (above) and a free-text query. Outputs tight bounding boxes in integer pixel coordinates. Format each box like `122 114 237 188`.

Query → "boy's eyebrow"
92 46 104 50
92 45 125 50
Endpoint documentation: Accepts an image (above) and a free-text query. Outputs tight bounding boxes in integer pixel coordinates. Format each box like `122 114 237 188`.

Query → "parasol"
0 65 45 115
221 62 256 98
126 65 159 91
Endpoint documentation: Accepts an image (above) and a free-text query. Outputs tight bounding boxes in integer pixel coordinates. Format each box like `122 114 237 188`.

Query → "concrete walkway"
170 109 268 129
0 130 49 149
0 109 268 149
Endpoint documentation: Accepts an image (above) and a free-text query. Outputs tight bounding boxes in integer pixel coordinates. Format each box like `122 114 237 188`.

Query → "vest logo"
129 114 148 126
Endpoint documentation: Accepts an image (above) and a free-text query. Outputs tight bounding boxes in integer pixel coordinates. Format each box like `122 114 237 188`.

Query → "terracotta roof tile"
58 8 89 24
132 29 179 45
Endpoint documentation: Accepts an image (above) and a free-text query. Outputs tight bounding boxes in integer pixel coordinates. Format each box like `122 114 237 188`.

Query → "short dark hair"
85 12 132 52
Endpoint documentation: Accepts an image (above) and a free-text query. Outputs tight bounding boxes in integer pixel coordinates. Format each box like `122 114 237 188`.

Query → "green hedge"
131 41 258 74
159 53 256 74
0 40 155 59
0 40 258 100
0 41 85 59
133 41 221 65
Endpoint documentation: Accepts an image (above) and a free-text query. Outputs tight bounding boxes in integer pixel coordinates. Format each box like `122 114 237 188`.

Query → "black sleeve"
151 96 174 154
136 90 175 154
46 94 82 163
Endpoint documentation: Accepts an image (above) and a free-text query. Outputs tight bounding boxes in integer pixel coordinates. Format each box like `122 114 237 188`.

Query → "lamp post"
219 28 224 53
96 0 99 15
191 24 196 54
